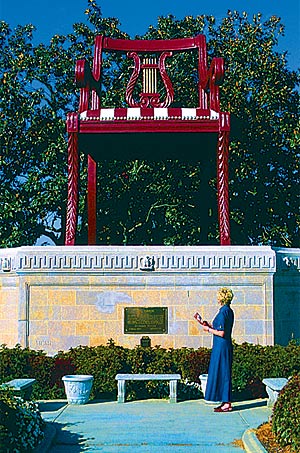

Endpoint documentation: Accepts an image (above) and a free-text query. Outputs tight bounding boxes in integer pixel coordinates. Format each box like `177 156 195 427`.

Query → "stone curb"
35 423 56 453
242 428 268 453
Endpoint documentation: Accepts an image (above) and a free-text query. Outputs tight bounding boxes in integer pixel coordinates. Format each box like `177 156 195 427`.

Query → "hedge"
0 340 299 401
0 386 44 452
272 374 300 452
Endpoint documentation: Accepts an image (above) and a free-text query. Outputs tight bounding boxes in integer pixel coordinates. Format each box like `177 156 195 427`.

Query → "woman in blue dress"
196 287 234 412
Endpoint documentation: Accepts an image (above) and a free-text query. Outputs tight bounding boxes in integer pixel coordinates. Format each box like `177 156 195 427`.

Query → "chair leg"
88 155 97 245
217 130 231 245
65 131 79 245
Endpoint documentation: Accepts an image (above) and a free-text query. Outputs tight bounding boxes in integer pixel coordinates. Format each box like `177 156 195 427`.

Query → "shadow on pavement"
83 398 115 404
234 399 267 411
50 421 93 452
38 401 67 412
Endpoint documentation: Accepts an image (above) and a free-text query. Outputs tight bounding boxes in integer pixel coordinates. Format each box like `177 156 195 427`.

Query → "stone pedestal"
262 377 288 407
0 246 298 354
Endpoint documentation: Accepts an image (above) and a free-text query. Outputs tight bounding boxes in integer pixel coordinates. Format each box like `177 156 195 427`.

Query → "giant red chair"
65 35 230 245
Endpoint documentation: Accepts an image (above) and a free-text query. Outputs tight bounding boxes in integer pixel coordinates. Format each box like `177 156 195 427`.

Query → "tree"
0 2 127 246
207 11 300 246
0 3 299 247
0 22 69 246
115 12 299 247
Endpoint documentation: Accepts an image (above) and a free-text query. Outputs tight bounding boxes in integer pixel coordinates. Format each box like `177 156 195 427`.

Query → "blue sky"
1 0 299 69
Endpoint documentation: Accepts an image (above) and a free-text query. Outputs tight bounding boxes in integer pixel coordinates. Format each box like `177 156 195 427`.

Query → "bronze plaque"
124 307 168 334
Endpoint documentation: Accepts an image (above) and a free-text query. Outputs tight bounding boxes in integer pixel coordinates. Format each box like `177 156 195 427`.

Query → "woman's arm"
202 325 225 337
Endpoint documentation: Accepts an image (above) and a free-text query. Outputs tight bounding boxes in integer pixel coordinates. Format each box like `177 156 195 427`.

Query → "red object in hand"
193 312 202 323
194 312 209 326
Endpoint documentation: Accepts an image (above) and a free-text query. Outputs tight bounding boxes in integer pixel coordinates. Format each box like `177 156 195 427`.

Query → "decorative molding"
275 249 300 272
0 246 279 274
140 256 155 271
0 257 12 272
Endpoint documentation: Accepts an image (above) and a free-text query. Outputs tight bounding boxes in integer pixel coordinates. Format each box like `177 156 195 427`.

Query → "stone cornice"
0 246 278 274
273 247 300 272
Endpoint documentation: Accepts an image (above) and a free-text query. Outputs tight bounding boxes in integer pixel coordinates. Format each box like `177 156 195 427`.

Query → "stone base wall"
0 246 298 355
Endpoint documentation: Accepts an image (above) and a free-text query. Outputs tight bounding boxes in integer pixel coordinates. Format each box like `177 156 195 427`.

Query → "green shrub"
121 346 210 401
0 344 32 382
1 340 299 402
52 351 84 396
172 347 211 383
0 386 45 452
125 345 162 400
170 347 210 400
59 340 130 398
272 375 300 452
0 344 60 400
232 341 300 399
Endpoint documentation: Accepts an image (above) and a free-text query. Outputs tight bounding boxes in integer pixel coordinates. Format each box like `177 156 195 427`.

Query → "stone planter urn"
62 375 94 404
199 373 221 404
199 374 208 397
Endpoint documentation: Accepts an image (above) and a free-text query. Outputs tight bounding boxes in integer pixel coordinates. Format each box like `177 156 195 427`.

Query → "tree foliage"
208 12 300 246
0 2 299 247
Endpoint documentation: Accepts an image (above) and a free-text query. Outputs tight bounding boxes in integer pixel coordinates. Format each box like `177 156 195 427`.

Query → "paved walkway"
39 398 270 452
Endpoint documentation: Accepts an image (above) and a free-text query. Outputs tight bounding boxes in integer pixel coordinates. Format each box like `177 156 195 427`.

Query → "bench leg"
117 380 126 403
169 380 177 403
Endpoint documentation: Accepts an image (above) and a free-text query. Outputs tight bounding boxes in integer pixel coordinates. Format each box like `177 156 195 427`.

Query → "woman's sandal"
214 405 233 412
214 404 223 410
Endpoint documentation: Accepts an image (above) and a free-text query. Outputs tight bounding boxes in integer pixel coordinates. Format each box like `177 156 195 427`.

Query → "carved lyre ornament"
125 51 174 108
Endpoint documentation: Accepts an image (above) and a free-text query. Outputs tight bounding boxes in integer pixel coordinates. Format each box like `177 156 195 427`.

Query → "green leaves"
0 6 299 247
86 159 214 246
231 341 300 399
272 375 300 452
0 22 68 246
0 386 45 451
208 12 299 246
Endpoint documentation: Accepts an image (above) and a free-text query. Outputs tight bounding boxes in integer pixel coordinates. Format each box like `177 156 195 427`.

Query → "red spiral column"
217 129 231 245
88 155 97 245
65 113 79 245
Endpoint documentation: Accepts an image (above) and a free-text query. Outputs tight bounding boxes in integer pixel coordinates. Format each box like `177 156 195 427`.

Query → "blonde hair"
218 287 234 305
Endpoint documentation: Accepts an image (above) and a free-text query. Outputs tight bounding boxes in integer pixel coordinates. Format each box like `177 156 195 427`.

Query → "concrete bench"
2 378 36 400
115 373 181 403
262 377 288 407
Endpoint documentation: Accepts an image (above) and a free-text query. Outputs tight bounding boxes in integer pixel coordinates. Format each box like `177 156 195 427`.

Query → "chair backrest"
75 35 224 115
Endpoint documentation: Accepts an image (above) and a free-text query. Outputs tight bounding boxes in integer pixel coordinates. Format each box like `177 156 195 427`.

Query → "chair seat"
80 107 219 122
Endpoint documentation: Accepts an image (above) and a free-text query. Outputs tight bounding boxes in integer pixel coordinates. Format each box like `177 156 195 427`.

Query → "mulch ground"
256 422 293 453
